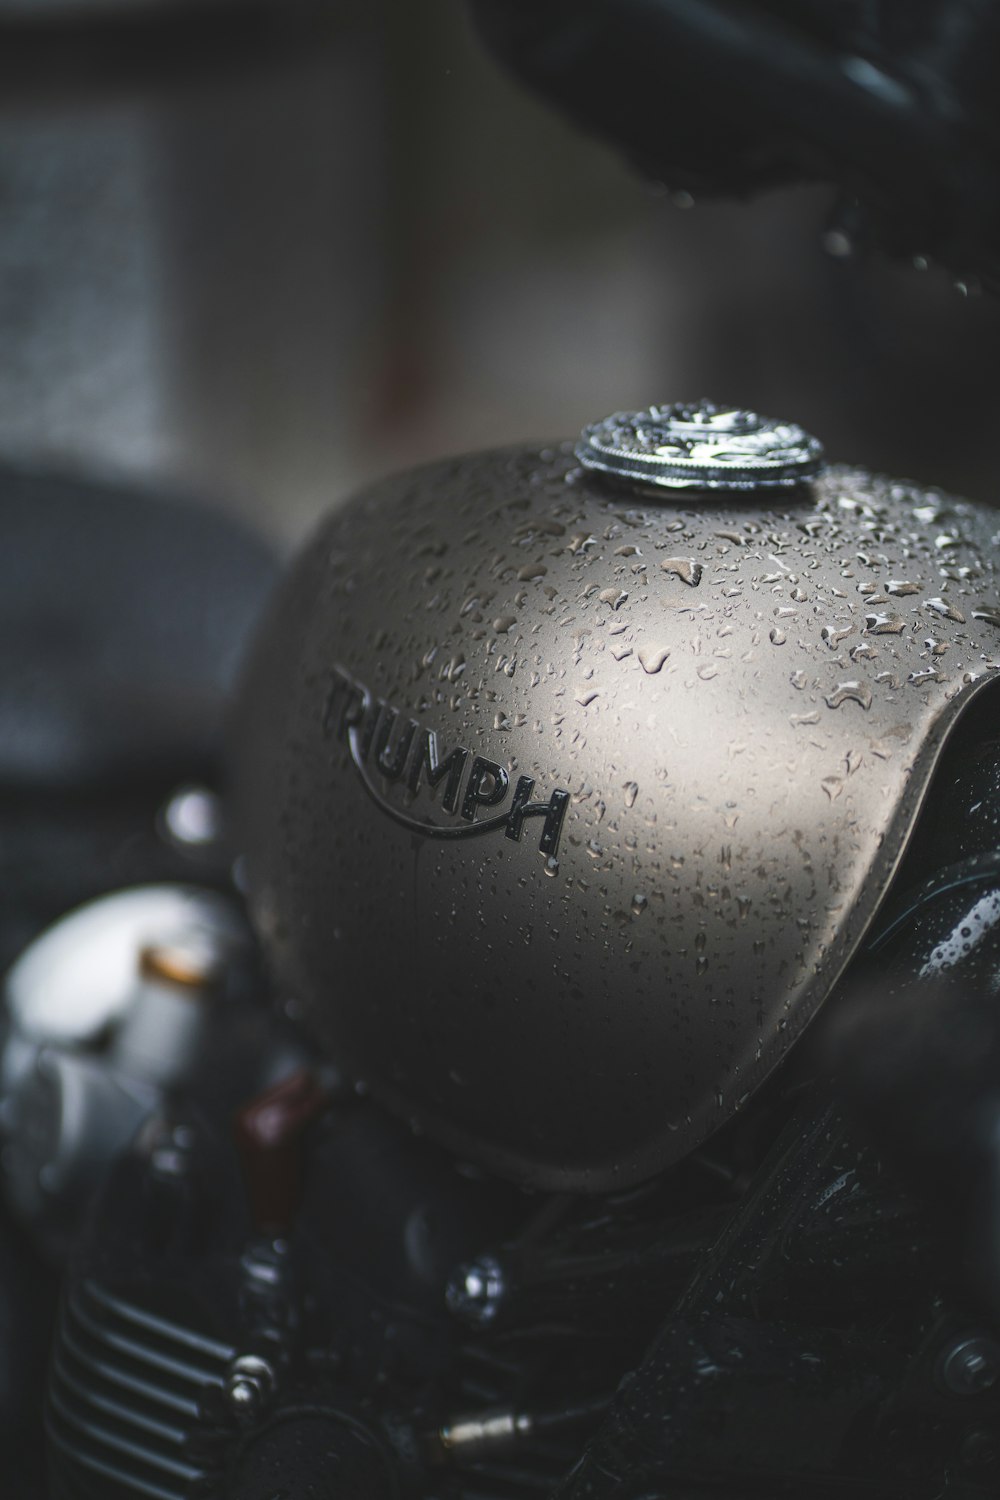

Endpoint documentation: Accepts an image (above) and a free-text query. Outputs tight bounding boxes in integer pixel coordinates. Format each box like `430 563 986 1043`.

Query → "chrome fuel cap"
576 400 825 491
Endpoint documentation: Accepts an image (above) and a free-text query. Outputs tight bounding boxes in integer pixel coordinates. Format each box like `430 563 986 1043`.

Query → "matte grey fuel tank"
234 418 1000 1192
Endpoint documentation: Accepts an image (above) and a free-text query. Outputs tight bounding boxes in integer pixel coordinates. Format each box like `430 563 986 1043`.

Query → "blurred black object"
471 0 1000 289
0 464 275 968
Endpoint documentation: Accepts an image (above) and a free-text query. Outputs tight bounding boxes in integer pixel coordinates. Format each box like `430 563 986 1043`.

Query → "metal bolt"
224 1353 275 1420
161 786 223 851
962 1429 1000 1471
150 1145 189 1179
939 1335 1000 1396
445 1255 507 1329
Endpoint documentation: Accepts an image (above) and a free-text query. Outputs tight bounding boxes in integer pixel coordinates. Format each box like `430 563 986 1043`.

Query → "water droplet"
615 544 640 557
569 534 598 555
790 711 820 727
864 612 905 635
517 563 547 582
696 955 709 977
697 664 719 681
631 892 648 917
972 609 1000 630
850 641 877 661
623 781 639 808
791 587 808 603
599 587 629 610
638 645 670 674
790 669 807 690
544 856 559 878
493 613 517 633
822 776 844 801
575 689 600 707
821 623 853 648
494 712 510 731
908 667 943 686
825 680 873 711
926 597 966 624
769 626 787 645
660 558 703 588
885 579 919 596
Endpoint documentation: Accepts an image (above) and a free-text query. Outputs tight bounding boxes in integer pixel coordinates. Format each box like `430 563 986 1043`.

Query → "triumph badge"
576 400 825 492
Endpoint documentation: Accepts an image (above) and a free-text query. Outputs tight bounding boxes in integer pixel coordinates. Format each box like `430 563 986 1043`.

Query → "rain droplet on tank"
908 667 943 686
886 579 919 596
631 892 648 917
623 781 639 808
575 689 600 707
493 614 517 634
791 587 808 603
696 955 709 977
790 669 807 690
494 712 511 731
926 597 966 624
544 856 560 878
569 534 598 555
864 612 905 635
850 641 877 661
638 645 670 674
972 608 1000 629
821 623 853 648
923 637 950 656
769 627 787 645
790 711 821 727
660 558 703 588
697 664 719 681
822 776 844 801
825 681 873 711
599 587 629 610
517 563 547 582
615 544 641 557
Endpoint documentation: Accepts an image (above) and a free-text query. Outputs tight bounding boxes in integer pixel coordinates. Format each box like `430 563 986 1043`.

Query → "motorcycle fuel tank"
235 404 1000 1192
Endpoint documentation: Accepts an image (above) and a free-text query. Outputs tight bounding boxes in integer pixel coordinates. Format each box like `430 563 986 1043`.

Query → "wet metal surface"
237 441 1000 1192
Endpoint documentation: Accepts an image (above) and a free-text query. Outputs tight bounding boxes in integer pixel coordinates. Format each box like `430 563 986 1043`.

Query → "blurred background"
1 0 1000 549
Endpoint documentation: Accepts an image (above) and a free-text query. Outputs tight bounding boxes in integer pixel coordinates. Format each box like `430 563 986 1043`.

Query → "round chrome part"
576 401 825 491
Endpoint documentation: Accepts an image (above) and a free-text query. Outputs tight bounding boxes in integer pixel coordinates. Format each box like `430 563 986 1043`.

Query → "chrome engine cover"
235 437 1000 1191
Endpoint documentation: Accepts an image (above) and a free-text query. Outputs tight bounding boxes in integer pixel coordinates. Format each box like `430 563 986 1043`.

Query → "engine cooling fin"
47 1278 235 1500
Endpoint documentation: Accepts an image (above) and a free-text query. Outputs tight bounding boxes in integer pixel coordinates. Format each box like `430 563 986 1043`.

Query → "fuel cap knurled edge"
576 400 825 492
